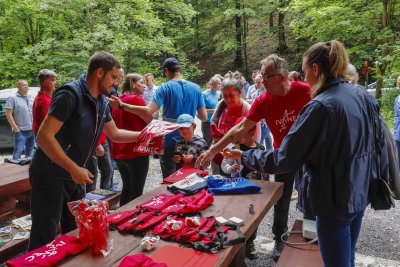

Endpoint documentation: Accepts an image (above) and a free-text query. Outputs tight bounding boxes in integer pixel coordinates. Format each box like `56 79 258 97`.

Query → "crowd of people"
3 39 399 267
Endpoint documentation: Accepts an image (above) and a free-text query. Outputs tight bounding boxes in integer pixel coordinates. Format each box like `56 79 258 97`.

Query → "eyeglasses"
262 73 281 81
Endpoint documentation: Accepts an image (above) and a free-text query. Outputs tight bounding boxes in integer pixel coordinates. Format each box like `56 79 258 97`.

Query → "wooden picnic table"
59 180 283 267
0 163 31 222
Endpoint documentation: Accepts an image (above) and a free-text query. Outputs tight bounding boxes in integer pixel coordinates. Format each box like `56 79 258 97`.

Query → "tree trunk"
234 0 243 69
277 4 287 54
243 3 248 77
376 0 395 99
269 12 274 28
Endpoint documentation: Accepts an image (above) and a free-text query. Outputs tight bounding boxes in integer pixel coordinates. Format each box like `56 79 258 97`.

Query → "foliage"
0 0 199 89
380 89 400 128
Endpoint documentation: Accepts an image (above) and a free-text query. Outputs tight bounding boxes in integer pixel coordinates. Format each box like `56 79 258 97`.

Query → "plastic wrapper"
133 120 178 155
165 219 182 231
185 216 201 227
68 199 112 256
141 235 160 251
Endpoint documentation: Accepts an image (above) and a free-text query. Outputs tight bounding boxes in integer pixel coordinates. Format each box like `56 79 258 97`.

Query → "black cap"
162 57 181 69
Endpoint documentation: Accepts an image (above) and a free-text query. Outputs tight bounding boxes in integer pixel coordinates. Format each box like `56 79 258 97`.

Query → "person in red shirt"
196 54 311 261
32 69 57 135
111 73 151 205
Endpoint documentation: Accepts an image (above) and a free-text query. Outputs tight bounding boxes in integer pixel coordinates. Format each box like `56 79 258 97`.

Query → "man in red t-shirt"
32 69 57 134
196 54 311 261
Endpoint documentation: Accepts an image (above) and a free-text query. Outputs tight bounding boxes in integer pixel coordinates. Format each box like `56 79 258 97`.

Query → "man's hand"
108 95 121 109
222 148 242 160
96 144 105 157
70 166 94 185
173 154 182 164
195 149 215 169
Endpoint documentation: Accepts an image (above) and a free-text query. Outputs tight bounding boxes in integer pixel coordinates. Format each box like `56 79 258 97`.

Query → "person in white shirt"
143 73 159 119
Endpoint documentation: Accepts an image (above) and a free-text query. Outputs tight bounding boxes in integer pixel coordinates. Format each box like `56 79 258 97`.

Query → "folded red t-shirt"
6 235 88 267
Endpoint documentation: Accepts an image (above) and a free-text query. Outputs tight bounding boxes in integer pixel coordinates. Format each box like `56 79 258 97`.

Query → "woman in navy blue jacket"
223 40 389 267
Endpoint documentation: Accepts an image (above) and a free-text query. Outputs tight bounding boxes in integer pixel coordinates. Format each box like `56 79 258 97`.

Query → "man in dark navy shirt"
29 51 140 251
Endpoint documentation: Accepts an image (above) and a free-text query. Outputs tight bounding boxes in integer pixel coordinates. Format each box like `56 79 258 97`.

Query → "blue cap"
177 114 194 128
162 57 181 69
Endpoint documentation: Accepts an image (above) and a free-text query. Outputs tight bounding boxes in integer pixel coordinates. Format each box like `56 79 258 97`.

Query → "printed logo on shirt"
275 109 297 133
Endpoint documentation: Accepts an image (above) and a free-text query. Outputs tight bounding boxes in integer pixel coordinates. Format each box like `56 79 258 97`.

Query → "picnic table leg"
229 244 246 267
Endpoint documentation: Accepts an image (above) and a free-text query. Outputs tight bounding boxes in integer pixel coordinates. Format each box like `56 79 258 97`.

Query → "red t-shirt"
32 91 52 133
111 94 148 160
218 105 243 134
246 81 311 149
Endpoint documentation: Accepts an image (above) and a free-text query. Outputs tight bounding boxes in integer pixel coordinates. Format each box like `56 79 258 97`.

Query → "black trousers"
272 171 296 240
115 156 149 206
29 167 85 251
159 146 176 179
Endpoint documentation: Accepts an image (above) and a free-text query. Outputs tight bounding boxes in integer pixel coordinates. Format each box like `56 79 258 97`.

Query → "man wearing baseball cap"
109 57 207 178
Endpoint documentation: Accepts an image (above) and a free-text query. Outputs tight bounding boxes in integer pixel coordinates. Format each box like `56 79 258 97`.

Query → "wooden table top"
59 180 283 267
0 163 30 199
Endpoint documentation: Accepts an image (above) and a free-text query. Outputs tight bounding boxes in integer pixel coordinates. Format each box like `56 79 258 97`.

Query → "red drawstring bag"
162 189 214 215
118 211 156 232
108 208 141 227
134 212 169 233
139 194 184 212
6 235 88 267
151 216 187 241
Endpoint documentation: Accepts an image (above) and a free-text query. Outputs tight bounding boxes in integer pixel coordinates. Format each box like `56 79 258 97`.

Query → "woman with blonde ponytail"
223 40 389 267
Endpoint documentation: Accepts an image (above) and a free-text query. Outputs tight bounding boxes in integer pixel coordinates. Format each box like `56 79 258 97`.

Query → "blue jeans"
317 209 365 267
396 140 400 167
13 130 35 160
260 123 273 152
86 142 113 192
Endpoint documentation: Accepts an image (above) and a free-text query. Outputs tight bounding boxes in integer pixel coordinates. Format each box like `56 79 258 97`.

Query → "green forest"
0 0 399 97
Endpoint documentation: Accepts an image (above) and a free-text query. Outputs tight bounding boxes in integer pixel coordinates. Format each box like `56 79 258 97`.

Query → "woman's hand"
108 95 122 109
222 148 242 159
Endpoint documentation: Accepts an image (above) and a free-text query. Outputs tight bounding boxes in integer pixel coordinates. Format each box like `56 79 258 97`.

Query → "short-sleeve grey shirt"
5 92 34 131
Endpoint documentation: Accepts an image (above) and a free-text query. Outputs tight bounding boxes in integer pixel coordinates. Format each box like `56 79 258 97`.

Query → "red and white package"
133 120 178 155
68 200 111 256
162 166 209 185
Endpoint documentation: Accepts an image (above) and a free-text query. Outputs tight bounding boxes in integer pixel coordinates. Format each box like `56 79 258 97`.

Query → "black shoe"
245 241 259 260
272 240 285 262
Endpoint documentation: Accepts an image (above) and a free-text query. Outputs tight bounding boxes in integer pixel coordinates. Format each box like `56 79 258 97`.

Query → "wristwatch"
118 102 124 110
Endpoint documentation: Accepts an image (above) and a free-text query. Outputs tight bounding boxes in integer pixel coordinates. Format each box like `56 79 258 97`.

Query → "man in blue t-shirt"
109 57 207 178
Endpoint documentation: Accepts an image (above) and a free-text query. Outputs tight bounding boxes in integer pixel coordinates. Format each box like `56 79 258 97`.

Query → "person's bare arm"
195 118 257 168
5 109 19 132
36 115 93 185
108 96 156 124
103 120 140 143
197 107 207 122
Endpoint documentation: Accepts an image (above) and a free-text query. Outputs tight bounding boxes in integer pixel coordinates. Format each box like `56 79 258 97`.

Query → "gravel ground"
1 142 400 266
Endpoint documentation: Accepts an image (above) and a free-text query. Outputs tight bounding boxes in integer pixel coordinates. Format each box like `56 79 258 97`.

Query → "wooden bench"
0 164 30 222
276 220 323 267
0 227 30 264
